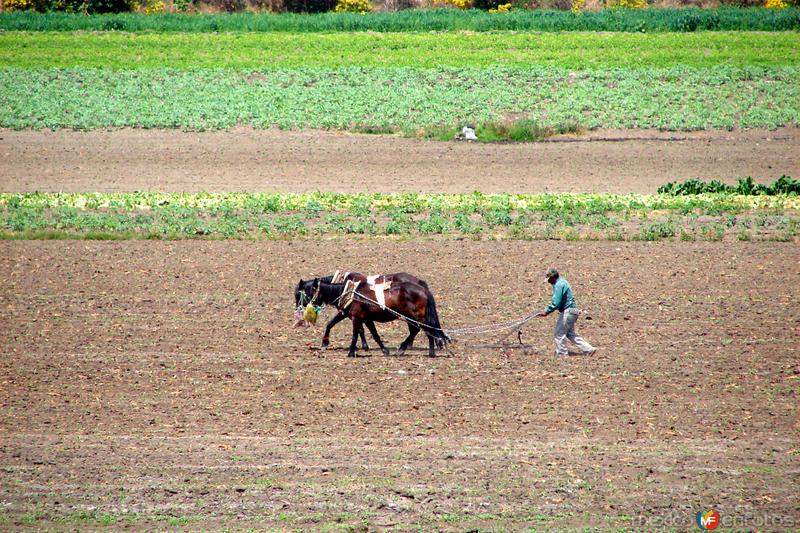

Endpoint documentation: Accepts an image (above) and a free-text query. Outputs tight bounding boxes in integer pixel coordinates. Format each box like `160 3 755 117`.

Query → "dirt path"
2 128 798 193
1 240 798 530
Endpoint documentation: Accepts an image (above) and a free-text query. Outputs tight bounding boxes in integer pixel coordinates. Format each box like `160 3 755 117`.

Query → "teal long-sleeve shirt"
544 277 577 315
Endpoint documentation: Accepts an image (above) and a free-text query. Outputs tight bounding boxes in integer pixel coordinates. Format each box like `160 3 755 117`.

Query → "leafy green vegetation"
1 192 796 241
2 32 798 70
2 28 795 136
1 67 797 131
659 175 799 195
5 191 795 212
2 9 799 33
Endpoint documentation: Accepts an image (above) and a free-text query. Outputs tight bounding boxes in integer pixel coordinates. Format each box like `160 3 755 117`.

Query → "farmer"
536 267 596 356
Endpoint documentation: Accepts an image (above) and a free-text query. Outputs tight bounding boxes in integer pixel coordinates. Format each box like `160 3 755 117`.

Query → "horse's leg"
397 324 420 357
359 324 370 351
405 323 415 350
427 330 436 357
363 320 389 357
321 312 348 348
348 316 363 358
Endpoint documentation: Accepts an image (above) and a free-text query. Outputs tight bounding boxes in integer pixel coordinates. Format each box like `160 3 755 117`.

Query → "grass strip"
2 32 798 70
1 67 797 131
1 9 798 33
1 192 797 242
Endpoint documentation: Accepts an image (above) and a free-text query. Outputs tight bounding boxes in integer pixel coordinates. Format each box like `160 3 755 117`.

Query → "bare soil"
1 239 798 531
1 127 798 194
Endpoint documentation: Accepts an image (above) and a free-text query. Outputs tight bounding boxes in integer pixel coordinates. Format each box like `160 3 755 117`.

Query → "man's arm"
540 283 563 316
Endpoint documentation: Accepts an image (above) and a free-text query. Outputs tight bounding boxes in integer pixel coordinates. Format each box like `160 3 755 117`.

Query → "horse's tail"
423 290 450 347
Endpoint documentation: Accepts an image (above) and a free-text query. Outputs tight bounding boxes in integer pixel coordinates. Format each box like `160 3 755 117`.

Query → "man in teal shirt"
537 267 596 356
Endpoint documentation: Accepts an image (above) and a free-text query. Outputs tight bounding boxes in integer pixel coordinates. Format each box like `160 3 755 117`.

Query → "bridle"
297 281 323 309
309 282 322 306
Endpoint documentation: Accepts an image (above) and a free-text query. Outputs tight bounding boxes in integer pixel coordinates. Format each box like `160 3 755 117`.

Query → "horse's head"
308 278 322 305
293 278 320 328
294 278 321 308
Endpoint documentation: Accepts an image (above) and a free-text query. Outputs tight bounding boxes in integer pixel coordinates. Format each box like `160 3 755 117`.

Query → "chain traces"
350 292 536 338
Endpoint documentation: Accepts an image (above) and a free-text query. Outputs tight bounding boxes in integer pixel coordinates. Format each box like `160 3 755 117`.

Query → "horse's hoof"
396 349 406 357
347 352 356 358
381 349 390 357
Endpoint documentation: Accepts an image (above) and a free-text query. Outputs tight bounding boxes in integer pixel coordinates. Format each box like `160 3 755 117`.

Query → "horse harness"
339 275 392 312
331 270 350 284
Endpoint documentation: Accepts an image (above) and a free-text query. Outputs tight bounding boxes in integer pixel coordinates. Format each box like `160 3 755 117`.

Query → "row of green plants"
658 175 799 195
4 190 797 213
3 32 797 69
2 204 796 241
2 67 797 131
2 8 798 31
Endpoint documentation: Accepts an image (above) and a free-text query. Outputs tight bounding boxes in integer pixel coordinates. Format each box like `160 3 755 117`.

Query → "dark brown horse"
295 272 433 350
304 278 449 357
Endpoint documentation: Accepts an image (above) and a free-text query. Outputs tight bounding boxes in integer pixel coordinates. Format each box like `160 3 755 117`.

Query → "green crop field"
3 9 799 134
1 25 797 133
2 32 798 69
1 66 797 131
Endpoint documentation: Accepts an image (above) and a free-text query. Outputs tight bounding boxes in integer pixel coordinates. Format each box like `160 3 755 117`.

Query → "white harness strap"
332 270 349 284
373 283 386 309
366 274 391 310
341 280 360 310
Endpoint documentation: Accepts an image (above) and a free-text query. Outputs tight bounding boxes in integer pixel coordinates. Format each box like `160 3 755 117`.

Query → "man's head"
545 267 559 284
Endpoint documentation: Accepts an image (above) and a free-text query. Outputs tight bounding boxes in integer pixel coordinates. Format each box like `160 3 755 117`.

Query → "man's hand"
536 311 547 318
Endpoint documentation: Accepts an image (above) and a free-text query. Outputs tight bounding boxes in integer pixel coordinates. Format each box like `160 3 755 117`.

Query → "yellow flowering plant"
4 0 48 11
334 0 373 13
570 0 585 13
131 0 166 12
144 0 165 13
605 0 647 9
488 2 512 13
442 0 471 9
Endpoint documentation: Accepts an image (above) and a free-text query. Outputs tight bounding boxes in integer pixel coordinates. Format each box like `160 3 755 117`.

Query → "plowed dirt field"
2 239 798 531
2 128 798 193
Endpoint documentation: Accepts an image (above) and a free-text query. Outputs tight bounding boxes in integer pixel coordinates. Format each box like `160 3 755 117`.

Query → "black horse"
302 278 449 357
295 272 434 350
